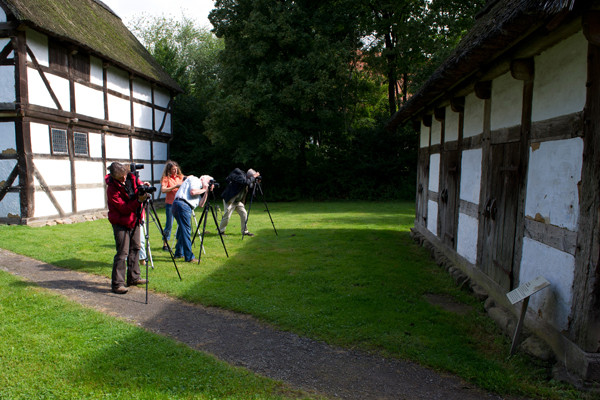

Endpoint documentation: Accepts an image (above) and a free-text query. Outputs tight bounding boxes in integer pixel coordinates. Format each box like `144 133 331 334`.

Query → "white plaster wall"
0 6 6 21
76 188 106 211
134 102 153 130
0 192 20 217
463 92 484 138
26 29 49 67
90 56 103 87
420 122 429 148
107 67 130 96
0 159 18 185
133 79 152 102
134 163 152 182
520 237 574 331
431 118 442 145
428 153 440 192
132 138 151 160
30 122 51 154
33 159 71 186
445 106 459 142
525 138 582 230
154 109 172 134
105 135 130 159
0 121 16 154
427 199 438 235
532 31 587 122
153 141 168 161
459 148 482 204
0 65 15 102
89 132 102 158
155 88 170 108
74 160 104 185
457 213 478 264
28 68 71 111
153 163 166 184
34 190 72 217
491 72 522 131
75 83 104 120
108 93 131 126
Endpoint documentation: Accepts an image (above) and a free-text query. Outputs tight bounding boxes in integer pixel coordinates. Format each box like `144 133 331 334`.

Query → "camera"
209 179 220 188
137 185 157 194
130 163 144 173
255 175 262 182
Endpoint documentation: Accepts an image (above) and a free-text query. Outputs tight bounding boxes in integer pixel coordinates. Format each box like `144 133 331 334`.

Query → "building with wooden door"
0 0 182 225
388 0 600 382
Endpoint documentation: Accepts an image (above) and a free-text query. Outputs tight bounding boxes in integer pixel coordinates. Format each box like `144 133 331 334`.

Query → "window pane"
74 132 89 156
51 129 68 154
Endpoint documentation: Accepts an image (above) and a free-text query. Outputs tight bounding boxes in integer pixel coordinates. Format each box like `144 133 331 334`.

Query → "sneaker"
127 279 148 286
185 258 197 263
112 285 128 294
244 232 255 237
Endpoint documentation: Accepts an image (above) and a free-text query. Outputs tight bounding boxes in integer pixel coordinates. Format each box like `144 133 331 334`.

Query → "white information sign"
506 276 551 305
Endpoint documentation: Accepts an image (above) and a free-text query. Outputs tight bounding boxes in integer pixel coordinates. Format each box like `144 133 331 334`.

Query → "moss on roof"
387 0 584 129
2 0 182 92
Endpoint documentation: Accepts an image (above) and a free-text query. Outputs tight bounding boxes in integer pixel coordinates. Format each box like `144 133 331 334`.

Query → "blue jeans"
171 199 195 261
163 203 174 243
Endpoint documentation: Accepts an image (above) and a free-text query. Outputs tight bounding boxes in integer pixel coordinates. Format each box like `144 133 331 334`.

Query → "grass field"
0 201 592 399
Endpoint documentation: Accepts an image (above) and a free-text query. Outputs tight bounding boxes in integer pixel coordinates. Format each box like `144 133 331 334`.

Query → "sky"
100 0 215 29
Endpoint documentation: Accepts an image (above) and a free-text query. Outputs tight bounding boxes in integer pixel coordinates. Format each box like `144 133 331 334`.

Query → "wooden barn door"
480 139 521 291
438 149 459 248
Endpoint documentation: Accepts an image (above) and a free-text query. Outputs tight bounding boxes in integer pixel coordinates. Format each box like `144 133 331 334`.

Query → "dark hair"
108 162 128 177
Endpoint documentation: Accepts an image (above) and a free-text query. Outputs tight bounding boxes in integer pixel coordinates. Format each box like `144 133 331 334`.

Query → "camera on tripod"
130 163 144 173
137 185 157 194
209 179 220 188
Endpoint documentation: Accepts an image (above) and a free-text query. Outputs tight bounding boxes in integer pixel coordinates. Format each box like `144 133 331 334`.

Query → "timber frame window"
73 132 89 156
50 128 68 154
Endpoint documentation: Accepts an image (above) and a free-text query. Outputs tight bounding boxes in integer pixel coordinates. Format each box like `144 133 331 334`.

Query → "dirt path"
0 248 522 400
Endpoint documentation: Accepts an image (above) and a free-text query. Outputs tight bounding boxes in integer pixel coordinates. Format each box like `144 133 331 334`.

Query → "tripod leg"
210 205 229 257
242 184 257 240
258 183 278 236
191 206 206 247
197 204 210 263
148 200 182 281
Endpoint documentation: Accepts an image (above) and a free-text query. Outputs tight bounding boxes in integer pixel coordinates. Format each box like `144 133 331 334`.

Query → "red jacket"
105 173 143 229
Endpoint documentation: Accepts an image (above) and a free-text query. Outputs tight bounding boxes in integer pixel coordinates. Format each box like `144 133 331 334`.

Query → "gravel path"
0 248 524 400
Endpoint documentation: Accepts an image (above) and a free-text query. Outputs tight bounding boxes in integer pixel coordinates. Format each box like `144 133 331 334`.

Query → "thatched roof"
387 0 582 130
1 0 182 93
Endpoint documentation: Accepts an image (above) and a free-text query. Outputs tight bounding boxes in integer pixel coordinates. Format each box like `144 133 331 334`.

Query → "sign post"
506 276 551 356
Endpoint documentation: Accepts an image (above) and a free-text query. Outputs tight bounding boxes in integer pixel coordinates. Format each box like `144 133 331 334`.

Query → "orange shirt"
161 175 184 204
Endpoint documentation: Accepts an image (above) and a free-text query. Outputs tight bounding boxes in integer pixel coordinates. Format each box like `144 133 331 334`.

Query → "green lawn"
0 201 591 399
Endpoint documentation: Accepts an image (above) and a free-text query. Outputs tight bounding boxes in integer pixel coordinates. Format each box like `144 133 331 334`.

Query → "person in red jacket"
105 162 148 294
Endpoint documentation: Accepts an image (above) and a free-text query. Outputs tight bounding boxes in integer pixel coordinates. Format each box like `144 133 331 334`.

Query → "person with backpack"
218 168 260 236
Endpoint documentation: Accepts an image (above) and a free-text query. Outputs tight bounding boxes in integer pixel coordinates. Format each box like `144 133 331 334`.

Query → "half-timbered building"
0 0 182 225
388 0 600 382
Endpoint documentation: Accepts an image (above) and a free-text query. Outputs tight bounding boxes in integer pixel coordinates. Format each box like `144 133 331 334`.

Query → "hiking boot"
244 232 255 237
112 285 128 294
127 279 148 286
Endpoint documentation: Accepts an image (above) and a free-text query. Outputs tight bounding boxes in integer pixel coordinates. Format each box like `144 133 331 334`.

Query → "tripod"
191 191 229 262
139 197 183 303
243 180 277 240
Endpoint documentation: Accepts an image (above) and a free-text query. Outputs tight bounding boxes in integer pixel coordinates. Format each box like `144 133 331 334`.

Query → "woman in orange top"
160 160 185 250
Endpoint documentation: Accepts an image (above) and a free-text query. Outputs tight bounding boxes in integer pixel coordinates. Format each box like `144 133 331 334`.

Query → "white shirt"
174 175 203 208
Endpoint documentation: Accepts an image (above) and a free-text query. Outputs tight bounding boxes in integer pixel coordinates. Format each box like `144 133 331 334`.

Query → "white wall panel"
89 132 102 158
105 134 130 159
76 188 106 211
445 106 459 142
132 138 151 160
459 148 482 204
133 79 152 102
134 102 153 130
431 118 441 145
33 159 71 186
75 83 104 119
90 56 103 86
428 153 440 192
153 141 168 161
74 160 104 185
0 192 19 217
26 29 49 67
0 7 6 22
420 122 429 148
107 67 129 96
34 190 72 217
427 200 438 236
108 94 131 126
525 138 583 231
27 67 55 109
154 88 170 108
491 72 522 131
520 237 574 331
0 65 15 102
0 121 16 154
154 109 172 134
30 122 50 154
0 159 18 185
532 30 587 122
457 213 478 264
463 92 484 138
